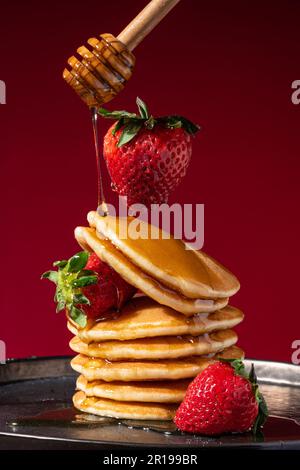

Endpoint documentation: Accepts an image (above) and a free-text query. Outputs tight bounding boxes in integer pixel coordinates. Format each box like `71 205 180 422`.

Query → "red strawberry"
99 97 200 207
174 360 268 436
82 253 136 320
42 251 136 327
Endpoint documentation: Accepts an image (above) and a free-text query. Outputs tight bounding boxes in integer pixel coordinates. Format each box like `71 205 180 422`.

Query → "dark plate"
0 356 300 449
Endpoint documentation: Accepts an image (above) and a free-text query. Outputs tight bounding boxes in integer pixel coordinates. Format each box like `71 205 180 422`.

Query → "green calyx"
98 97 200 147
220 359 269 434
41 252 98 328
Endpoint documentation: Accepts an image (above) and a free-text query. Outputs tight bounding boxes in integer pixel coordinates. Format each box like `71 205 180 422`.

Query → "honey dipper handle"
117 0 181 51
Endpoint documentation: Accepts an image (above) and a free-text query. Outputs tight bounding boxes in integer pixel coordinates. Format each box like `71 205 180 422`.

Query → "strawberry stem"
98 97 200 147
41 251 98 327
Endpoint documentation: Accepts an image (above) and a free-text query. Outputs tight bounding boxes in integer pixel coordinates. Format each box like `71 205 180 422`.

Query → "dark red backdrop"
1 0 299 362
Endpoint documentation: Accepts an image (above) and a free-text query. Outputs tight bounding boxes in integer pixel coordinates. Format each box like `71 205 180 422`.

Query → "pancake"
77 375 190 403
75 226 229 315
67 297 243 343
87 211 240 299
70 329 237 360
71 345 244 382
73 391 177 420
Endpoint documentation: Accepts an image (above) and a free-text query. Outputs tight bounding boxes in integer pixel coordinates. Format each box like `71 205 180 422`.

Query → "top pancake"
75 226 228 315
87 211 240 300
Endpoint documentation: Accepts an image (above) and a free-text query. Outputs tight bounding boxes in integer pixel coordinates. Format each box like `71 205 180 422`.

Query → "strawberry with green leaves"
174 359 268 435
99 97 200 207
42 251 136 327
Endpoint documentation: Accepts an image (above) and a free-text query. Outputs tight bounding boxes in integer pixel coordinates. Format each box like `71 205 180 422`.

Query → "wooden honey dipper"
63 0 181 107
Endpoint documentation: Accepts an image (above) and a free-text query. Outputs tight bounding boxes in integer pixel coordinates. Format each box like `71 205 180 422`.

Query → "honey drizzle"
91 107 108 216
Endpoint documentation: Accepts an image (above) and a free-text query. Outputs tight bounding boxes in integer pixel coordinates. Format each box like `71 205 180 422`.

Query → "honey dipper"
63 0 181 107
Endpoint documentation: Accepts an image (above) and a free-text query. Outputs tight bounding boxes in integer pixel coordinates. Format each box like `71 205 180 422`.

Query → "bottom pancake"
77 375 190 403
71 346 244 382
73 391 177 420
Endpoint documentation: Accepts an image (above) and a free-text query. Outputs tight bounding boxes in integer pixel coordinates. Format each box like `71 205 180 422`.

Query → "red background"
1 0 299 362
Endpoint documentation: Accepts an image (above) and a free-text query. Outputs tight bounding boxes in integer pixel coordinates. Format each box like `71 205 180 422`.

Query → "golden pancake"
69 329 237 360
75 226 228 315
87 211 240 299
77 375 190 403
73 391 177 420
67 297 243 343
71 345 244 382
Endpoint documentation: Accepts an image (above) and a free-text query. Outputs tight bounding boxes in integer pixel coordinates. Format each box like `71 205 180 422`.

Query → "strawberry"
174 360 268 436
42 251 136 327
99 97 200 206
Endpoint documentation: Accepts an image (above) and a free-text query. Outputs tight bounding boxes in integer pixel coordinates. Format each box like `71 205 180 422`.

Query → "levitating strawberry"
99 97 200 207
42 251 136 327
174 360 268 435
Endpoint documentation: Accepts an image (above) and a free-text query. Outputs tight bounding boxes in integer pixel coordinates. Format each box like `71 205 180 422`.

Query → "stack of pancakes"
69 211 244 420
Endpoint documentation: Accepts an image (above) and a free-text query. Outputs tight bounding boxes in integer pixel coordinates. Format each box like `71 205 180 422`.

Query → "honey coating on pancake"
77 375 190 403
67 297 244 343
69 329 237 360
73 391 177 420
75 226 228 315
87 211 240 299
70 346 244 382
